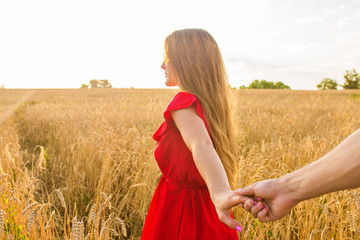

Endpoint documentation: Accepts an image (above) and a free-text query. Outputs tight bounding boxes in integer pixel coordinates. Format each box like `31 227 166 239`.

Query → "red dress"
141 92 238 240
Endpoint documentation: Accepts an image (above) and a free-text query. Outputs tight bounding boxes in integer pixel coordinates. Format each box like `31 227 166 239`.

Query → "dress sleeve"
152 92 211 141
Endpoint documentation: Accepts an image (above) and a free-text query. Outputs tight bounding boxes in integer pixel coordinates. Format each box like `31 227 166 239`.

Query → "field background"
1 88 360 239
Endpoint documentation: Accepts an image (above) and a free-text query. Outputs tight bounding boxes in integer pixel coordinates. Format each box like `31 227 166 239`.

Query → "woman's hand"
212 190 251 231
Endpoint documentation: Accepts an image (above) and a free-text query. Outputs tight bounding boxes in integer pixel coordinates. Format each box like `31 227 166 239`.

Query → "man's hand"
236 179 299 222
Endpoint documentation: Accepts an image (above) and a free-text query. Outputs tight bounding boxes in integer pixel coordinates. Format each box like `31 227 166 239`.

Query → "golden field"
0 88 360 239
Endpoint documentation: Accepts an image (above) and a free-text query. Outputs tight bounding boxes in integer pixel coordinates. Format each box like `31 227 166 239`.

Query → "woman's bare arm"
171 106 249 230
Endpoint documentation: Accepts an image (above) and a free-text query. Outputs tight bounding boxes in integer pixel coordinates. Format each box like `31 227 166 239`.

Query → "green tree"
80 84 89 89
87 79 112 88
89 79 99 88
248 80 290 89
239 85 247 89
274 81 291 89
317 78 338 90
343 69 359 89
99 79 112 88
248 80 261 89
260 80 275 88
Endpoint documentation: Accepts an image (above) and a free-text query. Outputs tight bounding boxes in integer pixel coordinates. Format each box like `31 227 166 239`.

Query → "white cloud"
281 0 299 10
338 12 360 28
296 16 324 25
336 32 360 45
286 42 318 53
324 5 344 14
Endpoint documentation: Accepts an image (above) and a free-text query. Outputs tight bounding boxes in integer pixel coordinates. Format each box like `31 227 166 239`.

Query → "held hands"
212 191 252 231
212 178 299 231
235 179 299 222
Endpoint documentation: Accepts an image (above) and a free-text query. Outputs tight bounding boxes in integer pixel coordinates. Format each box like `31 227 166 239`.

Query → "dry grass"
0 88 360 239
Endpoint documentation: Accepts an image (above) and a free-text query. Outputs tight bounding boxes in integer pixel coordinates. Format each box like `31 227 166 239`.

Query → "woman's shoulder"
166 92 199 112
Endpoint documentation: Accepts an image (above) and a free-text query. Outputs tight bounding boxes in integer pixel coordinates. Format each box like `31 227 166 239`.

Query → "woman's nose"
161 62 166 70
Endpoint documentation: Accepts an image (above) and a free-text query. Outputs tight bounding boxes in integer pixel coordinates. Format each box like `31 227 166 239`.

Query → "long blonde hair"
165 29 237 188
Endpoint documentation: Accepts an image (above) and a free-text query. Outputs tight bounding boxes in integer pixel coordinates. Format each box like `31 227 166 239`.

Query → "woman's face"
161 61 177 87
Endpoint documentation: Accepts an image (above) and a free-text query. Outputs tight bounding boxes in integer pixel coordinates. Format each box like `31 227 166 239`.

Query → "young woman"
141 29 248 240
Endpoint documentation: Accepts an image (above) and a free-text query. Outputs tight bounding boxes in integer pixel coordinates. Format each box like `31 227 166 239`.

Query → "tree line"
239 80 291 89
317 69 359 90
81 79 112 89
237 68 359 90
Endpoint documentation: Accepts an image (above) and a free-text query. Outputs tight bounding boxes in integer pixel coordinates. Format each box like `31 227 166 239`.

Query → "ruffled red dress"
141 92 238 240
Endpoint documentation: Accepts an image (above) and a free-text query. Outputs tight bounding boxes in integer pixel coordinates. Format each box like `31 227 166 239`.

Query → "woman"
141 29 247 240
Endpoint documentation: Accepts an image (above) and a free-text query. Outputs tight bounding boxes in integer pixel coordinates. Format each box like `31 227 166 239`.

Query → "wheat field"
0 88 360 239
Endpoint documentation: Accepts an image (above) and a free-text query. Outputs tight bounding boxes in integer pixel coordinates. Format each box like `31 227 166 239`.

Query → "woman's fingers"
243 199 265 218
231 194 253 206
221 193 253 210
256 207 269 222
250 201 264 218
244 199 255 211
235 186 255 197
217 211 242 232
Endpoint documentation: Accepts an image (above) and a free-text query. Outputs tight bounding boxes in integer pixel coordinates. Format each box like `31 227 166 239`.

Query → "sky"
0 0 359 90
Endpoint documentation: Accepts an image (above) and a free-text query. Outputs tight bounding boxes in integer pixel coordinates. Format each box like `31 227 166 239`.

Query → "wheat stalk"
99 219 108 238
27 209 37 231
8 190 16 200
97 194 112 223
0 210 4 238
21 202 40 215
44 210 55 231
350 191 360 210
113 217 127 237
26 179 42 190
309 229 321 240
0 174 12 182
72 216 85 240
54 189 66 209
320 227 330 240
108 228 119 237
88 204 96 226
349 212 360 234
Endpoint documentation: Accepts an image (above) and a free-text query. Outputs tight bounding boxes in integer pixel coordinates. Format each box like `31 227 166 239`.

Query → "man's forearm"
279 129 360 202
